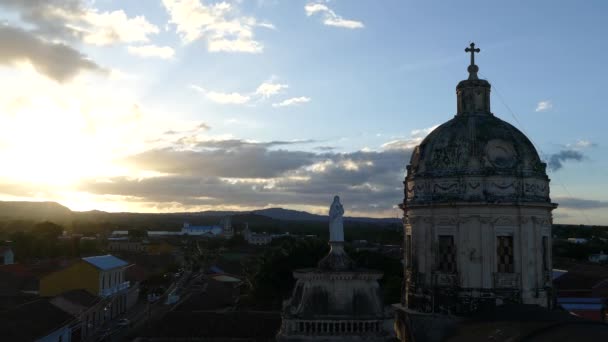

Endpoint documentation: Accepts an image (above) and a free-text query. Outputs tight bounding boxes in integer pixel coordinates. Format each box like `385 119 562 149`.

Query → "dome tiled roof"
409 113 546 178
404 53 551 206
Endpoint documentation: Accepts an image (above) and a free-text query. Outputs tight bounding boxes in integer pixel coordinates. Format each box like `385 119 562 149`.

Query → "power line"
480 72 593 226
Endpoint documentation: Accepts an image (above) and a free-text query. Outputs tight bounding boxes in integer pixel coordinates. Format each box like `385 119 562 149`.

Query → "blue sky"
0 0 606 224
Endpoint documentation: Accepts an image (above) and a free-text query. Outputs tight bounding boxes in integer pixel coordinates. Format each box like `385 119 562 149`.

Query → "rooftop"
0 298 74 341
82 255 128 271
57 289 100 308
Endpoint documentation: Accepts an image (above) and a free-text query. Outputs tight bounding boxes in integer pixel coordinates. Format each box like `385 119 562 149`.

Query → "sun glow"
0 69 170 197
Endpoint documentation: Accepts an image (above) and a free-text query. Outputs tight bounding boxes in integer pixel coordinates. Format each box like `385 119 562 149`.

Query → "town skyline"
0 1 607 224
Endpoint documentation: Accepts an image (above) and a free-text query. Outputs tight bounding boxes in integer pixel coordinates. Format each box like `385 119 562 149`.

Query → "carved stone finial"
465 42 481 80
456 42 491 115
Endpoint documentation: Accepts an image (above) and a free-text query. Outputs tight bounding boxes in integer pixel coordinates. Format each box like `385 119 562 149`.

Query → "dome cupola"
405 43 550 206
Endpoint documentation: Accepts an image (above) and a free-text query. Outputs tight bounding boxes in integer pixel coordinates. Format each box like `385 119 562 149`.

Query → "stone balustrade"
282 319 383 336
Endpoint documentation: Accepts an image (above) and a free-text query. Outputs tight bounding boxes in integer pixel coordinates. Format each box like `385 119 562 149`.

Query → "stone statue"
329 195 344 242
319 195 352 271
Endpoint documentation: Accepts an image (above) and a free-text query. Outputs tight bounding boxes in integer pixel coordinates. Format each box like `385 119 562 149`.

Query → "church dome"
409 112 546 177
404 44 551 206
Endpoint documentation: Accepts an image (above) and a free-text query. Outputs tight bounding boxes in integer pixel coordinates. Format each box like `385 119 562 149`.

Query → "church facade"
395 44 557 337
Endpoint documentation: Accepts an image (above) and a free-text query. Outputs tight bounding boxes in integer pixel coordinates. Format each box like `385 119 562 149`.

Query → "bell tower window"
438 235 456 273
497 236 514 273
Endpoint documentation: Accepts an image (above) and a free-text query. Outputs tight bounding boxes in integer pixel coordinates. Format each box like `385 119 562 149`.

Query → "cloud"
381 124 439 151
120 145 317 179
554 197 608 210
162 0 273 53
78 140 412 213
0 0 160 45
0 24 103 82
568 139 597 149
189 85 249 104
191 80 292 105
127 45 175 59
79 10 159 45
546 150 584 171
163 122 211 136
272 96 311 107
305 2 364 29
535 100 552 112
255 82 288 98
206 91 251 105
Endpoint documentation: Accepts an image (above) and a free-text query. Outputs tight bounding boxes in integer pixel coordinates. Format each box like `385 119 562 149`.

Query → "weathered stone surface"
278 197 395 341
398 44 557 342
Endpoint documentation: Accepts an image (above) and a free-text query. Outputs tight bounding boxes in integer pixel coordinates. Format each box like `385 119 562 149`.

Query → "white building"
181 223 223 236
243 225 273 245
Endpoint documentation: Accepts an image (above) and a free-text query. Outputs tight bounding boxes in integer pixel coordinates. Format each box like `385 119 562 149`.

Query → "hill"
0 201 72 224
253 208 400 225
0 201 399 233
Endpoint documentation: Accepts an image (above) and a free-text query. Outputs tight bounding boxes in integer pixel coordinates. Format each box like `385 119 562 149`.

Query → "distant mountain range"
0 201 400 225
252 208 400 224
0 201 73 224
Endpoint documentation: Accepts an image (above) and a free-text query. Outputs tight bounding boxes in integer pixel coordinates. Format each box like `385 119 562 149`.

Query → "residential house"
0 298 73 342
567 238 589 244
50 289 107 341
0 246 14 265
554 264 608 321
40 255 133 323
589 252 608 263
107 238 146 253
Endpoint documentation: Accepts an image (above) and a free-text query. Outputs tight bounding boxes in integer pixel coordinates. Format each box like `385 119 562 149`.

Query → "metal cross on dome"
465 42 480 66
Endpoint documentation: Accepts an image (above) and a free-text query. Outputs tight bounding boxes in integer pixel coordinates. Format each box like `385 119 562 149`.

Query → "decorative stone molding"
479 216 493 224
438 217 458 225
405 166 552 204
281 318 386 336
293 270 383 281
433 273 459 287
458 215 480 224
493 216 516 226
493 273 521 289
532 217 551 227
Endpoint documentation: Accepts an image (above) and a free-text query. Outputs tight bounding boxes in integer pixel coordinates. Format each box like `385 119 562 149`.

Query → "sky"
0 0 606 224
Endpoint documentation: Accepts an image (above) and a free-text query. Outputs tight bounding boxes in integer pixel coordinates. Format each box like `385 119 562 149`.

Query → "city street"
93 271 198 342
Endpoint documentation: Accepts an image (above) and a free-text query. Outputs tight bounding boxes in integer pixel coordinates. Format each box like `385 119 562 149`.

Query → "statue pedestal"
318 242 353 271
277 269 394 342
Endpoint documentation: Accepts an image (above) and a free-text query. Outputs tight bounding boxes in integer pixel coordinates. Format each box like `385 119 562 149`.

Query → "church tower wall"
399 43 557 317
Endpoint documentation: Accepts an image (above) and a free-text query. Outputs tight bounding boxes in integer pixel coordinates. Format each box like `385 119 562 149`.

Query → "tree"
245 237 328 308
128 228 148 240
33 221 63 239
349 250 403 304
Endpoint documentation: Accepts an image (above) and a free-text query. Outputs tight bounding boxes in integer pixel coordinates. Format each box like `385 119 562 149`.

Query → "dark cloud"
196 122 211 131
0 0 86 41
164 122 211 136
314 146 336 151
547 150 584 171
123 146 316 178
79 141 413 213
0 24 103 82
194 139 316 150
555 197 608 210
